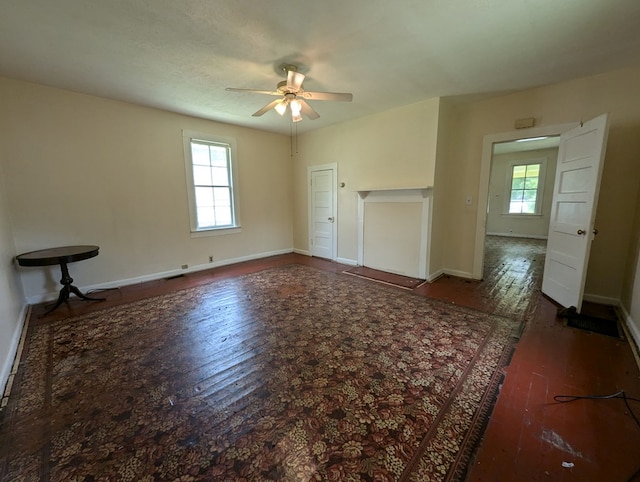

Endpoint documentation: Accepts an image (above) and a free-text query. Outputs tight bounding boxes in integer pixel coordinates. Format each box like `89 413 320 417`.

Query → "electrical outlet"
209 256 214 263
181 264 188 269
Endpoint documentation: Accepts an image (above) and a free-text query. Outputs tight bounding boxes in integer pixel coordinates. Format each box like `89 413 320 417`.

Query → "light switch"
465 195 472 205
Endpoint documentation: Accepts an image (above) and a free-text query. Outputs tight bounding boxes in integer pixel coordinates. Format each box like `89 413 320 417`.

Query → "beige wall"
486 147 558 238
0 78 292 301
428 98 456 279
0 150 25 389
443 67 640 301
293 98 441 265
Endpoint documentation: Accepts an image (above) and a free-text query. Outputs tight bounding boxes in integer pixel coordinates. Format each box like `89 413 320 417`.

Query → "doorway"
308 163 337 260
482 135 560 286
473 123 577 280
476 116 610 313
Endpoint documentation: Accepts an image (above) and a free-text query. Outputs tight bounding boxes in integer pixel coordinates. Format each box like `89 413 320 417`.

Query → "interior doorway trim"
472 122 578 279
307 162 338 260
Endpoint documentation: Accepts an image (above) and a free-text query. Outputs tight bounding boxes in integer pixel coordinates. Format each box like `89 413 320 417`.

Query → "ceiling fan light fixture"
274 100 288 116
292 112 303 122
290 99 302 116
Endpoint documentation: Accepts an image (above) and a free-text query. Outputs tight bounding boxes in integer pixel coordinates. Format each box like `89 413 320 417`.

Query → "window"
505 160 546 215
183 130 240 234
509 163 540 213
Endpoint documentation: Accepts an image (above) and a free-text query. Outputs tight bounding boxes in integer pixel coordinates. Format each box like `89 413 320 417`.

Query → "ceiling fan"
226 64 353 122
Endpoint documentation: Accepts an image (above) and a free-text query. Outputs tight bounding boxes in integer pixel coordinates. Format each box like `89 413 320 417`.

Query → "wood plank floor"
22 237 640 481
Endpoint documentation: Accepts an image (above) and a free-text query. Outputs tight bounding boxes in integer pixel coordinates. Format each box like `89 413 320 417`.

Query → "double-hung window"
183 130 240 235
505 160 546 215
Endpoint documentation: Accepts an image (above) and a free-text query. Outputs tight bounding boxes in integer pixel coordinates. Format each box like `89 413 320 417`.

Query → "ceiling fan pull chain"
290 122 294 157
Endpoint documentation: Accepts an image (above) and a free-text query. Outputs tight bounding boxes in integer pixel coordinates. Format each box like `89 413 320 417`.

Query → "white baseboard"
292 249 357 267
427 269 444 282
25 248 295 304
442 268 475 280
336 257 357 266
627 317 640 350
1 303 29 401
583 293 620 306
291 248 357 267
617 304 640 370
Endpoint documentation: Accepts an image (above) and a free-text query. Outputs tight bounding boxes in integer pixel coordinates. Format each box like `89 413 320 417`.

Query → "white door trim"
473 122 578 279
308 163 338 260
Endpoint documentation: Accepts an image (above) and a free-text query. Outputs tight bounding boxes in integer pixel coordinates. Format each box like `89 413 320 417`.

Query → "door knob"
593 228 599 235
328 217 335 223
577 229 586 235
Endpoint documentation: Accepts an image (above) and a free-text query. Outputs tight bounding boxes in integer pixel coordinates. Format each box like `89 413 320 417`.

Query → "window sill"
190 226 242 238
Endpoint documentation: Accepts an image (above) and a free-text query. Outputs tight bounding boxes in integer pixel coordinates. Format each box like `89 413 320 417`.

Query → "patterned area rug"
1 265 521 481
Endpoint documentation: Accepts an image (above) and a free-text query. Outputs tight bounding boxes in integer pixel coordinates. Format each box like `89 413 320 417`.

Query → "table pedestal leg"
44 262 106 314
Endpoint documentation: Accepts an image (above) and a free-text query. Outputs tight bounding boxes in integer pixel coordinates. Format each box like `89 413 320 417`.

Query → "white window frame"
183 129 241 237
503 158 547 216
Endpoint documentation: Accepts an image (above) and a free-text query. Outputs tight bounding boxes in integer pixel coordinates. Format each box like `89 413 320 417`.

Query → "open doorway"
475 116 611 316
476 117 616 332
472 123 577 280
482 135 559 286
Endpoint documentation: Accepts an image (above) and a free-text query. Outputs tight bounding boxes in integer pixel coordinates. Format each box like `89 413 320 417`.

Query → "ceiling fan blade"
252 99 283 117
287 70 305 91
300 99 320 120
226 87 280 96
300 91 353 102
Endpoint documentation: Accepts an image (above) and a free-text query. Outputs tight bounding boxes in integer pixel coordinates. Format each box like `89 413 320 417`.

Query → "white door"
541 114 609 312
310 168 336 260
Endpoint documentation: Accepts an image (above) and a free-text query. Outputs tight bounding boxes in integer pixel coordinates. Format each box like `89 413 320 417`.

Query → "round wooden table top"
16 245 100 267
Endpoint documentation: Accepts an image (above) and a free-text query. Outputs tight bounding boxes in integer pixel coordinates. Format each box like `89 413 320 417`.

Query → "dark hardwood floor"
22 237 640 481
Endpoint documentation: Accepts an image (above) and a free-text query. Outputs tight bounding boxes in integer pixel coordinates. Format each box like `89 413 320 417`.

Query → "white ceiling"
2 0 640 136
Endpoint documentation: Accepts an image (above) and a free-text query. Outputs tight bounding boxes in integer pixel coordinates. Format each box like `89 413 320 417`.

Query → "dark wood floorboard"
23 240 640 481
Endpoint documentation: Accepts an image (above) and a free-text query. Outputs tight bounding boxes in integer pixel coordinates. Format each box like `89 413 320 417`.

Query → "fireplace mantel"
357 187 433 280
356 186 432 199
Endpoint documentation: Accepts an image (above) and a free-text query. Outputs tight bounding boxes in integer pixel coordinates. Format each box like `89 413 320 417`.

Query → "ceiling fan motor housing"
277 80 299 94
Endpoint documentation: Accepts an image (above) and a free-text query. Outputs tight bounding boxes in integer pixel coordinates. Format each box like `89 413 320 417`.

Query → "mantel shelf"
355 186 432 198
